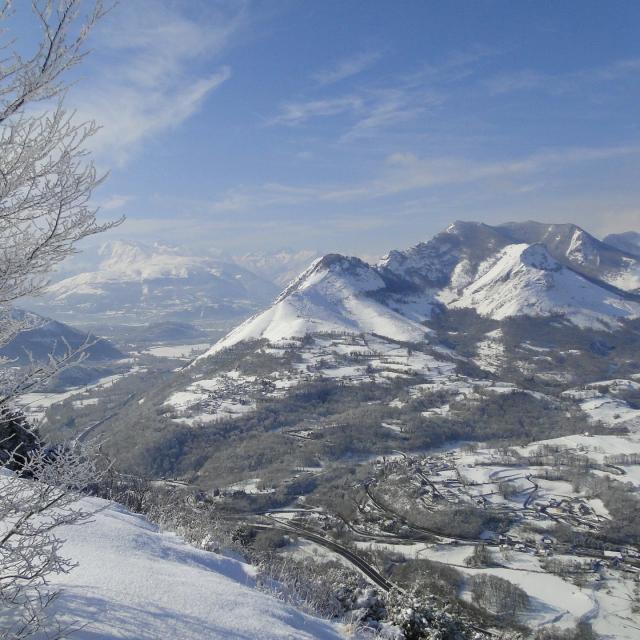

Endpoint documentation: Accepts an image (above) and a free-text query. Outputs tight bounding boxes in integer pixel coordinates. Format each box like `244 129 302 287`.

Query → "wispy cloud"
270 86 442 137
312 51 382 85
341 87 441 142
268 96 363 126
487 57 640 95
74 0 245 164
270 47 490 140
205 145 640 212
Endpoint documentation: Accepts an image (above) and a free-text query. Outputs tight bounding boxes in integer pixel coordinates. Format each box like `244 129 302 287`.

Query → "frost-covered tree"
0 2 116 637
0 443 102 638
0 0 118 401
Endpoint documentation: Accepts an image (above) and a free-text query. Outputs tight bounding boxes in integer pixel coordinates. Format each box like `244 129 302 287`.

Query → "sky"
11 0 640 259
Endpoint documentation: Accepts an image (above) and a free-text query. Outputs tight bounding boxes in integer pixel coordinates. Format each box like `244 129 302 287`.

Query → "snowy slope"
448 243 640 329
46 497 343 640
202 254 430 357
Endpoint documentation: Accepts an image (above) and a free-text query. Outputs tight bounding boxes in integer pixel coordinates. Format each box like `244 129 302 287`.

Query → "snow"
448 243 640 329
17 369 139 422
474 329 505 373
227 478 274 494
144 343 210 358
560 383 640 428
579 396 640 427
72 398 100 408
165 373 258 425
43 497 344 639
523 432 640 461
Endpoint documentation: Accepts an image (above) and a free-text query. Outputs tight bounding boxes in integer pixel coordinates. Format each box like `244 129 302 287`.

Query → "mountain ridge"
199 221 640 359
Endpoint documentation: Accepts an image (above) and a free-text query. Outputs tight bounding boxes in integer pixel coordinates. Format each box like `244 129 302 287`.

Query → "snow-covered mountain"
201 222 640 358
25 241 280 325
498 221 640 292
209 254 430 355
447 243 639 329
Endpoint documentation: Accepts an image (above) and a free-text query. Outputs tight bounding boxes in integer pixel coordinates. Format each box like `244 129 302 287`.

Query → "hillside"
0 310 123 364
38 496 344 639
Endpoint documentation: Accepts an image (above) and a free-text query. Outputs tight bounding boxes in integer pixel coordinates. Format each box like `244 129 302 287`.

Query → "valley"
3 5 637 638
21 221 640 639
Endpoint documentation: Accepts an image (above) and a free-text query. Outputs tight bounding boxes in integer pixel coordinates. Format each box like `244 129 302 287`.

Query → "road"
251 516 396 592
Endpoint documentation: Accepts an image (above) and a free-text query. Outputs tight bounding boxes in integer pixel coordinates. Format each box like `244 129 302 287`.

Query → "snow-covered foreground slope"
45 498 344 639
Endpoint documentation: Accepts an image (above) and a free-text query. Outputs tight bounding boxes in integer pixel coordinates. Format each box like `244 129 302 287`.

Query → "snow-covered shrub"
383 590 478 640
340 587 485 640
534 621 597 640
95 473 234 553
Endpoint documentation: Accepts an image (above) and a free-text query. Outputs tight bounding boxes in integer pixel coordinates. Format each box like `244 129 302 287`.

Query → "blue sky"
18 0 640 258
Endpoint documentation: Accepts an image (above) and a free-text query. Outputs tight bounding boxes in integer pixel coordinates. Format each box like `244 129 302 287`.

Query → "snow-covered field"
16 369 141 423
44 498 344 639
144 343 210 359
356 432 640 639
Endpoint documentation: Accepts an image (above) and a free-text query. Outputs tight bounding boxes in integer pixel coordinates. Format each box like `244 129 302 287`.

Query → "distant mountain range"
203 221 640 357
24 241 281 326
233 249 321 286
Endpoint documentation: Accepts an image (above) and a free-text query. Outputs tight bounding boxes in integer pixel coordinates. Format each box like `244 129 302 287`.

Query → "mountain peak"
275 253 380 304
